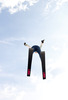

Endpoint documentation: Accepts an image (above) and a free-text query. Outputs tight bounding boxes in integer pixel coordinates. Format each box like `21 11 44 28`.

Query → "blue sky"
0 0 68 100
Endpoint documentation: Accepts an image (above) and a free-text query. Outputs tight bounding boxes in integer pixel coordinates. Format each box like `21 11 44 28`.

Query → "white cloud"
44 0 68 15
35 71 68 100
0 40 13 45
23 69 68 100
0 37 25 45
0 85 25 100
48 45 68 74
6 37 25 41
52 46 60 51
27 0 39 6
54 0 68 11
43 0 53 15
29 74 39 83
0 0 39 14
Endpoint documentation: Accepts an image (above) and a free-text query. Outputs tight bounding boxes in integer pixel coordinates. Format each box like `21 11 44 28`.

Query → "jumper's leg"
27 48 33 76
41 51 46 79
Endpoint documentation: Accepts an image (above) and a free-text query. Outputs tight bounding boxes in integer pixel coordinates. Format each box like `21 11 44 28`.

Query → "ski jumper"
27 45 46 79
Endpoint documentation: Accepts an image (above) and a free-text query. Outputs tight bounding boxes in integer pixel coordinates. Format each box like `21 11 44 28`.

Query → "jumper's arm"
40 40 45 48
24 42 31 48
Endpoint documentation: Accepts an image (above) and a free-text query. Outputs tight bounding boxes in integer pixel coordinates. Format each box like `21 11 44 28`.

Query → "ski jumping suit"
27 45 46 79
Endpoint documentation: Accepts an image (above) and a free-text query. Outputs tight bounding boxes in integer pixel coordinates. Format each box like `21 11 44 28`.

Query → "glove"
24 42 26 45
41 40 45 43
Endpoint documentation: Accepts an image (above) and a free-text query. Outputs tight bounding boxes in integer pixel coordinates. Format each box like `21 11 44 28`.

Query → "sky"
0 0 68 100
